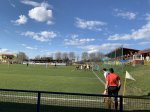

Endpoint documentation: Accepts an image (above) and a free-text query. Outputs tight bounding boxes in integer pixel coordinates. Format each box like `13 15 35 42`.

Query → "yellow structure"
0 54 16 63
144 60 150 65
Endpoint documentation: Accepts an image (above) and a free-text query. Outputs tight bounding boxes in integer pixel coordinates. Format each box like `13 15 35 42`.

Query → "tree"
82 52 89 62
76 55 79 62
16 52 28 63
55 52 62 60
89 53 96 61
41 56 53 62
61 52 69 64
61 52 68 60
89 52 104 62
69 52 76 60
96 52 104 61
35 55 41 60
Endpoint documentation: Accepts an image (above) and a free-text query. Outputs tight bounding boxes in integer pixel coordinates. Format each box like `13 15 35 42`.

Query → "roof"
139 48 150 54
105 47 139 58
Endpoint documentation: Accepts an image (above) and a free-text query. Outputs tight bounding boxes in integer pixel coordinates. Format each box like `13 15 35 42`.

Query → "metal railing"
0 89 149 112
122 95 150 111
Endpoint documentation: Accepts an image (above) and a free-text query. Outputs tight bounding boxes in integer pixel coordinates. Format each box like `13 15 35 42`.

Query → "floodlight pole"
122 45 124 79
115 48 116 65
0 48 1 61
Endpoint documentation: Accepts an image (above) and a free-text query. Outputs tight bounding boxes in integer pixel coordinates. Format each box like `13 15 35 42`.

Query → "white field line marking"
46 75 99 80
47 75 89 78
0 94 103 102
92 70 105 85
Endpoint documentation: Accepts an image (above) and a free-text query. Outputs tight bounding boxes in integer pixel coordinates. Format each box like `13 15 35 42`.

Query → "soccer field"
0 64 105 94
0 63 150 112
0 64 149 96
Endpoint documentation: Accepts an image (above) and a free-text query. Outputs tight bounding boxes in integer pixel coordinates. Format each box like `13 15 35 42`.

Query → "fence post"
120 96 123 112
37 91 41 112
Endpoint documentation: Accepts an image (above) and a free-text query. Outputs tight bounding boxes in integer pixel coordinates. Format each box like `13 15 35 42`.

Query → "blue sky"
0 0 150 58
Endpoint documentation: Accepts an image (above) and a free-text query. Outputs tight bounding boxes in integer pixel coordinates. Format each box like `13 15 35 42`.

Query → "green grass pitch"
0 64 105 94
0 64 149 96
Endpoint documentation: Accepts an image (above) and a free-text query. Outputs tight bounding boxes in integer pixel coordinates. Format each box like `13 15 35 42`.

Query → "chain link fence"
0 89 149 112
0 89 123 112
123 96 150 111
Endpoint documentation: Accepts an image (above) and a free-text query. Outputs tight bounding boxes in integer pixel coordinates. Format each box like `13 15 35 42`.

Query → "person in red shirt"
105 68 121 110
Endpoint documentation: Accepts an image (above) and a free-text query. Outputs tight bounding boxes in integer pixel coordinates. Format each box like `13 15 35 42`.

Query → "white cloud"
114 9 137 20
117 12 136 20
21 0 51 8
28 6 53 24
21 0 40 7
20 1 53 25
0 48 13 54
21 31 57 42
108 22 150 40
79 45 100 53
12 15 28 25
80 43 129 53
138 42 150 45
75 18 106 31
47 21 54 25
21 44 37 50
64 34 95 45
21 44 26 46
145 13 150 21
8 0 15 8
40 2 52 9
26 46 37 50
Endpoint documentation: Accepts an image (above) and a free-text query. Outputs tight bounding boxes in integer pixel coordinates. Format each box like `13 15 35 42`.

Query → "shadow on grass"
0 102 118 112
0 102 149 112
0 102 36 112
40 104 120 112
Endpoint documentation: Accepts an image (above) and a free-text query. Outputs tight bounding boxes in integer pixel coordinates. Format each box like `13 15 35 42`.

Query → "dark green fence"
0 89 149 112
122 96 150 111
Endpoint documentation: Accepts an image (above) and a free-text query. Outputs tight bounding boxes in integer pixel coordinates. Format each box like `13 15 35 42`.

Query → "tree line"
12 51 104 63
